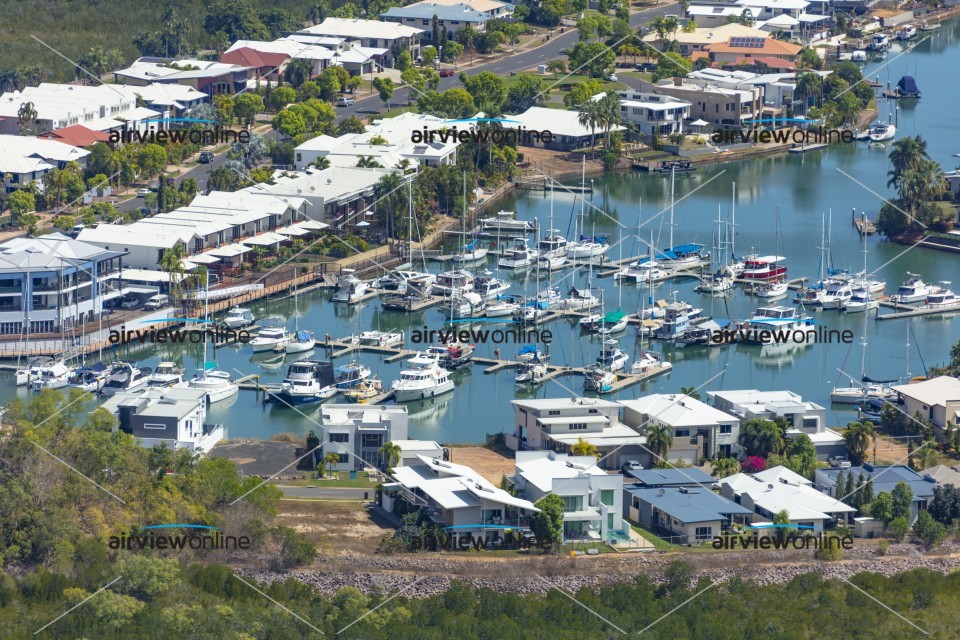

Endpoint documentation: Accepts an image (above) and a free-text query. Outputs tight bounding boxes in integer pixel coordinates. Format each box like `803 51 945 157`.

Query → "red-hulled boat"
741 255 787 281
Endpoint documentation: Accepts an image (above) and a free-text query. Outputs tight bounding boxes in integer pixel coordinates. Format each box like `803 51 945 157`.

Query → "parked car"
621 460 644 473
199 151 214 163
136 188 150 197
67 224 85 238
336 96 355 107
144 294 170 310
440 69 455 77
829 455 852 468
559 48 568 55
607 73 618 82
120 296 140 310
635 62 657 72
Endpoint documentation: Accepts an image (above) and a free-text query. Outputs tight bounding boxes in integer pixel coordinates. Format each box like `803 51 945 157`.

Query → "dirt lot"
872 435 910 465
447 446 515 485
274 499 392 555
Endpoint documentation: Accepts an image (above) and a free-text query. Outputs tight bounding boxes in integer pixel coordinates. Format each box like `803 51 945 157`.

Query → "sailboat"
284 286 315 353
830 314 894 404
697 204 734 293
452 171 489 263
566 157 609 260
180 270 240 404
661 166 706 265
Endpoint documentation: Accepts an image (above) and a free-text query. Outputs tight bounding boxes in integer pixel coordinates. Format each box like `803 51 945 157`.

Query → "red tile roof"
221 47 289 70
728 56 797 70
40 125 111 147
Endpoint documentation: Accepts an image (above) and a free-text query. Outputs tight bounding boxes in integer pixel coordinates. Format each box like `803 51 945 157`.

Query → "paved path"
277 485 373 500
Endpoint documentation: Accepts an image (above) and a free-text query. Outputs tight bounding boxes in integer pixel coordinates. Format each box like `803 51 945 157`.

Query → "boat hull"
392 381 455 403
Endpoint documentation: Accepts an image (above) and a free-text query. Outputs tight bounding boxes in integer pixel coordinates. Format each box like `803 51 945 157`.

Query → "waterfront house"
625 486 753 543
890 376 960 438
702 37 802 66
815 463 936 523
100 387 224 453
260 166 392 221
291 18 424 67
620 394 741 463
383 455 539 546
512 451 624 541
0 233 125 337
506 106 627 151
393 439 445 467
508 397 648 469
649 77 763 127
320 404 410 471
622 467 715 488
708 389 845 459
613 91 692 136
720 466 856 532
0 134 91 193
641 23 769 55
223 38 387 78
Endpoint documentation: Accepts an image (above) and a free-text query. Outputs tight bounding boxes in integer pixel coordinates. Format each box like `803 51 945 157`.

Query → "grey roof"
381 3 493 22
627 487 753 524
625 467 715 486
820 464 937 499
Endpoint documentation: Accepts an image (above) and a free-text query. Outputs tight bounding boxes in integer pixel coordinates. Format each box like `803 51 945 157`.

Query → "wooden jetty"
853 210 877 236
515 176 593 193
877 300 960 320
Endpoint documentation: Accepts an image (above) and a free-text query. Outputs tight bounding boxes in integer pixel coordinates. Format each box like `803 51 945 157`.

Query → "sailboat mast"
669 166 675 250
730 182 736 260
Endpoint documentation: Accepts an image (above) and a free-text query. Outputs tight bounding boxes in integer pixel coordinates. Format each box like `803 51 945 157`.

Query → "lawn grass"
279 472 379 489
561 540 617 554
626 519 684 551
378 105 418 119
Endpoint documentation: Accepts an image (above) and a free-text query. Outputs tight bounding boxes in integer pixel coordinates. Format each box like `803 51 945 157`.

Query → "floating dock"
788 143 828 154
877 300 960 320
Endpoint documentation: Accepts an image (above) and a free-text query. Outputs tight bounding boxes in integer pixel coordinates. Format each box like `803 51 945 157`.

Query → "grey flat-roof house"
815 463 936 523
623 467 715 488
625 486 752 544
320 404 409 471
100 387 224 453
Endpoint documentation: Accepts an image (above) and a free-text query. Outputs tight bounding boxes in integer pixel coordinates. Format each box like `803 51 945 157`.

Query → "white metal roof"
509 106 626 138
515 455 605 493
891 376 960 407
187 253 222 264
275 225 310 237
722 468 856 520
299 17 425 40
621 394 738 428
208 243 252 258
241 232 288 246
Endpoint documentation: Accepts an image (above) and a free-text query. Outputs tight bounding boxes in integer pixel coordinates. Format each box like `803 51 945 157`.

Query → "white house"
291 18 424 67
890 376 960 437
509 397 647 469
614 91 692 136
320 404 409 470
708 388 844 459
620 394 741 463
0 134 91 192
100 387 224 453
383 455 540 546
393 439 445 467
507 106 627 151
719 466 857 532
0 83 159 135
513 451 624 541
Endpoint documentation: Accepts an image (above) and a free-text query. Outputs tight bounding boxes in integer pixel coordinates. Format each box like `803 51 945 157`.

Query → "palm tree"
843 420 875 466
577 100 601 156
17 101 38 132
378 441 401 469
913 442 938 470
356 156 382 168
887 136 928 188
795 72 822 109
596 92 622 149
159 243 187 307
711 457 740 478
679 387 701 401
644 424 674 467
324 451 341 477
571 437 598 458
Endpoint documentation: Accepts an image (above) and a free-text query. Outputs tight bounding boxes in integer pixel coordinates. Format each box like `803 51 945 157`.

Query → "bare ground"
274 500 391 555
448 446 515 485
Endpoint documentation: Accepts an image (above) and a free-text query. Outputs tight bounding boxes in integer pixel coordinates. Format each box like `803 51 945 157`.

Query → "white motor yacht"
498 238 537 269
891 274 934 303
481 216 535 232
631 351 672 375
147 362 184 387
331 269 371 303
821 280 853 310
16 358 66 387
844 290 879 313
358 330 404 347
473 274 510 300
554 287 600 311
373 270 435 294
390 353 454 402
223 306 255 329
69 365 110 392
431 270 475 296
515 361 547 384
923 283 960 309
249 325 291 353
596 339 629 372
443 292 486 319
615 260 667 284
100 362 152 397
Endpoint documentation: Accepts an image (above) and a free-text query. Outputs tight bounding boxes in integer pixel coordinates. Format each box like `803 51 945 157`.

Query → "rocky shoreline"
238 542 960 597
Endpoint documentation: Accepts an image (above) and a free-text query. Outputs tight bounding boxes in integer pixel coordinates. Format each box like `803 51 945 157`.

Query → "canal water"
3 22 959 444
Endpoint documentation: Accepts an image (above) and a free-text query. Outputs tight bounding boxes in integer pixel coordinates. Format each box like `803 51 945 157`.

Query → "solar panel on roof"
729 36 766 48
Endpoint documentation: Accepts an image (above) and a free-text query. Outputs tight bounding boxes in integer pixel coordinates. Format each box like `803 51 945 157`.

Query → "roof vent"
658 488 665 496
767 484 774 490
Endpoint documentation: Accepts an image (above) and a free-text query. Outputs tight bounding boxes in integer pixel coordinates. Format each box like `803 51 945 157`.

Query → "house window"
423 19 430 25
561 496 583 512
720 425 732 434
569 423 587 430
142 423 166 430
600 489 614 506
695 526 712 541
194 239 203 252
329 433 349 443
802 417 818 429
548 410 560 416
676 429 690 437
361 434 382 448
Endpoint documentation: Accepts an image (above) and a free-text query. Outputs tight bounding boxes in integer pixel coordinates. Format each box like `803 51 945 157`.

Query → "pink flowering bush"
742 456 767 473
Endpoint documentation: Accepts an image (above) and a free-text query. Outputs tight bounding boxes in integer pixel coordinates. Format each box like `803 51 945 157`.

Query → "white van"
144 294 170 310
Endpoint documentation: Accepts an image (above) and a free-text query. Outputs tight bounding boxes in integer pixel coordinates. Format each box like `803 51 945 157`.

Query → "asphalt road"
336 3 680 118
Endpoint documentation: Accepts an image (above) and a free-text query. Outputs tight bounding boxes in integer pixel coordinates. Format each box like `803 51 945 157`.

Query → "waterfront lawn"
627 519 684 551
280 472 379 489
561 540 617 554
